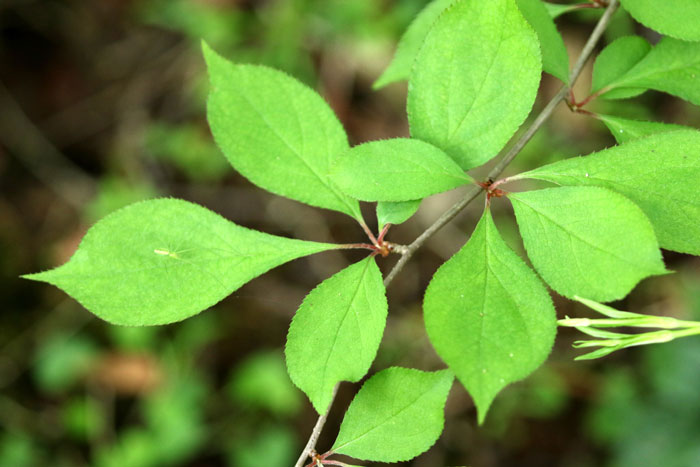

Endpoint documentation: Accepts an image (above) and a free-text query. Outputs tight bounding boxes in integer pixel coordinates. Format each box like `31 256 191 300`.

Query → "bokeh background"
2 1 700 466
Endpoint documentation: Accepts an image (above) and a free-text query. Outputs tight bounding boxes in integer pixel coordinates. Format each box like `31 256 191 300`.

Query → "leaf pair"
329 0 558 215
283 238 453 464
201 0 553 216
422 184 665 422
423 129 700 423
205 41 473 219
336 0 550 220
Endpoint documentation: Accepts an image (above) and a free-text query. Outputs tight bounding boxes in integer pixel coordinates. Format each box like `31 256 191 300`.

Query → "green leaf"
516 130 700 255
423 209 556 424
202 42 361 220
331 367 453 462
509 187 666 301
597 114 689 144
607 37 700 106
285 257 387 413
23 199 336 325
373 0 456 89
592 36 651 100
331 138 472 201
620 0 700 42
515 0 570 82
408 0 542 170
574 296 642 319
376 200 421 229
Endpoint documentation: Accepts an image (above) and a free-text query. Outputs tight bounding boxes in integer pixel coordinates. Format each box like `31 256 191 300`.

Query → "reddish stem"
568 87 609 113
337 243 379 251
359 221 379 246
376 223 391 244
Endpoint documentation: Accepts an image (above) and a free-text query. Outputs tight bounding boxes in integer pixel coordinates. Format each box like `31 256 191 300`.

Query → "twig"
294 0 619 463
294 383 339 467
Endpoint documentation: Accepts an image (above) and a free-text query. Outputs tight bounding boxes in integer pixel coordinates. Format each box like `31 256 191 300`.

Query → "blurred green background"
1 1 699 466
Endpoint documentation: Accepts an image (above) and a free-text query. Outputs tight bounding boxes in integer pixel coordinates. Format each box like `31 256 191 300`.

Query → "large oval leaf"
510 187 666 301
516 130 700 255
408 0 541 170
620 0 700 42
424 209 556 424
285 257 388 413
332 367 453 462
331 138 472 201
23 199 336 325
203 42 361 220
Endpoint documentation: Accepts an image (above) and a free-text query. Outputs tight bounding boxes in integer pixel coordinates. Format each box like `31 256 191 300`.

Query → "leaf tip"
21 267 61 284
372 75 390 91
473 389 497 426
201 40 226 75
475 402 491 426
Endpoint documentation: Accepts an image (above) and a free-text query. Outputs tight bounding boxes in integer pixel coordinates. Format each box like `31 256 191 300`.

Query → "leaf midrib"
334 377 442 451
223 82 358 217
512 196 658 270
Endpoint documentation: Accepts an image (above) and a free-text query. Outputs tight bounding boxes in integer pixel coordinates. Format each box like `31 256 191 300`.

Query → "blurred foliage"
144 122 229 182
1 0 699 466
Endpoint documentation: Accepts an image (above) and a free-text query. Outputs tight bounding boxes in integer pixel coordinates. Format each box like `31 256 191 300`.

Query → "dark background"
2 1 700 466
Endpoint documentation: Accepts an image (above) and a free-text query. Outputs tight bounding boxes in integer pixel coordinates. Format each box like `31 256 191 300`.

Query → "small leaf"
331 367 453 462
285 258 388 413
607 37 700 106
373 0 456 89
376 200 421 229
202 42 361 220
509 186 666 301
331 138 472 201
620 0 700 42
592 36 651 100
516 0 570 82
423 209 556 424
574 327 630 339
597 114 689 144
23 199 336 325
517 130 700 255
408 0 542 169
575 346 621 360
573 296 641 320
